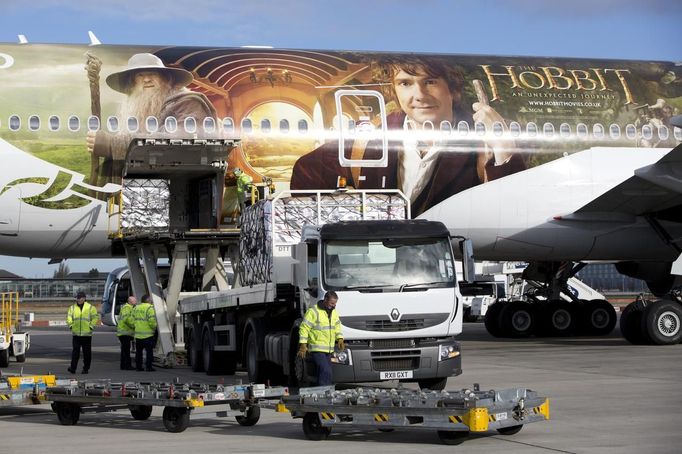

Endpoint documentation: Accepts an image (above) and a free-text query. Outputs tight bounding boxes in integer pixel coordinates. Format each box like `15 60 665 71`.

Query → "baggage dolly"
282 384 550 445
0 374 68 407
46 379 287 432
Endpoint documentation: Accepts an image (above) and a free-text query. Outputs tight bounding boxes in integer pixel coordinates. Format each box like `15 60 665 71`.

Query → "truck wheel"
129 405 153 420
497 424 523 435
437 430 469 445
15 353 26 363
0 349 9 367
581 300 617 336
55 402 80 425
162 407 190 433
302 412 331 440
619 300 648 345
235 405 261 426
500 301 535 337
642 300 682 345
417 377 447 391
463 307 477 323
245 330 261 383
189 324 204 372
539 300 576 336
484 301 507 337
202 324 218 375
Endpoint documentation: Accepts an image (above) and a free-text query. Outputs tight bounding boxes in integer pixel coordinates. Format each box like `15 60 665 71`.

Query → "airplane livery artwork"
0 43 681 344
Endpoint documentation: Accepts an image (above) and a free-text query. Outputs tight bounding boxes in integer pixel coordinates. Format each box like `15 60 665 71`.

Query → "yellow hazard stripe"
449 415 463 424
533 399 550 419
320 412 335 420
374 413 389 422
0 394 9 400
489 414 497 422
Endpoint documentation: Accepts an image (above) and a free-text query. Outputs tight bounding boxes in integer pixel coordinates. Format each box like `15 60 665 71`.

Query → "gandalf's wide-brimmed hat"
105 53 193 94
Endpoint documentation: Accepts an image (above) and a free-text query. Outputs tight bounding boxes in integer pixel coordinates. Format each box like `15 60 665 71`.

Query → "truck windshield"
322 238 455 291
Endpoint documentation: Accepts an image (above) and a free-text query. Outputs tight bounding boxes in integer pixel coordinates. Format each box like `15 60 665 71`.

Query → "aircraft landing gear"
620 295 682 345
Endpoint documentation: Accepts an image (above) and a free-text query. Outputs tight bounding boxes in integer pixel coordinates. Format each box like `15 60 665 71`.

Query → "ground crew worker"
66 291 99 374
297 291 344 386
234 168 253 212
133 294 157 371
117 295 137 370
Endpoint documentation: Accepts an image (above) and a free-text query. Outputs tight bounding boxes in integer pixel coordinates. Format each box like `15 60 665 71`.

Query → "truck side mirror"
460 238 475 283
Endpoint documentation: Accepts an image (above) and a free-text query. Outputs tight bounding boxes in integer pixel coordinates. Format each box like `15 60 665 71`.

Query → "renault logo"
390 308 400 322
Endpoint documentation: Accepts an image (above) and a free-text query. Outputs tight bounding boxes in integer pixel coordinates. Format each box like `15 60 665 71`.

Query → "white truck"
0 292 29 367
103 139 473 390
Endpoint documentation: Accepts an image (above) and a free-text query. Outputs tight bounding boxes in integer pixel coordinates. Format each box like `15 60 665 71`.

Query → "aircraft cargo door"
0 186 20 235
334 89 388 168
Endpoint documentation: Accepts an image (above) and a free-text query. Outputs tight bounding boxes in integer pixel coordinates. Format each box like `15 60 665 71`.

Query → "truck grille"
342 313 449 332
372 357 420 371
370 339 415 349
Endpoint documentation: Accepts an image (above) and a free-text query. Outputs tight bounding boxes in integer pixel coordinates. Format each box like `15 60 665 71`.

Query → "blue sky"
0 0 681 277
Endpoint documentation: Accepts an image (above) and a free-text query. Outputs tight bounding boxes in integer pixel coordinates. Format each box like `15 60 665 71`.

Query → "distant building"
0 271 108 299
0 269 24 279
576 264 648 294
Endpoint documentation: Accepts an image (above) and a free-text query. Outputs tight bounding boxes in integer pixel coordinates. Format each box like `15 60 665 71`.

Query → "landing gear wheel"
643 300 682 345
497 424 523 435
500 301 535 337
235 405 261 426
162 407 190 433
129 405 153 420
55 402 80 425
540 300 576 336
484 301 507 337
417 377 447 391
620 300 648 345
188 324 203 372
302 412 331 440
582 300 617 336
437 430 469 445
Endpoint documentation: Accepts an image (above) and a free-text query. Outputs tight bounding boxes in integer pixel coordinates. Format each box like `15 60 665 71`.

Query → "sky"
0 0 681 277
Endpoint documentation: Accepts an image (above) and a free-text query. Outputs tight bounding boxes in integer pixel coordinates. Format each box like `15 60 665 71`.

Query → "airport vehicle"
283 384 549 445
460 279 506 322
0 292 29 367
47 378 287 432
0 374 61 406
0 40 680 345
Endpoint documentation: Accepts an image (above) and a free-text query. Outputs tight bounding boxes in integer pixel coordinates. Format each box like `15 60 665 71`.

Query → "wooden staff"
85 52 102 186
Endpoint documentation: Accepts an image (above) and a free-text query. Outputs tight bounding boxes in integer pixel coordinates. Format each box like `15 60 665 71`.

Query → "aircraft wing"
567 143 682 220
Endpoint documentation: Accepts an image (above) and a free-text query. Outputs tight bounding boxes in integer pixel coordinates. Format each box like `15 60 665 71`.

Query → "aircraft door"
334 90 388 168
0 186 20 235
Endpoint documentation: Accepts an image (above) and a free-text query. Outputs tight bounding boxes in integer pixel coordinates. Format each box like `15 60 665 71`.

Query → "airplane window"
474 121 486 136
146 116 158 133
222 117 235 134
242 118 253 134
593 123 605 139
457 121 469 135
29 115 40 131
559 123 571 138
184 117 197 133
543 122 555 137
165 116 177 133
576 123 588 139
9 115 20 131
509 121 521 137
298 119 308 134
526 122 538 137
440 120 452 133
609 124 621 140
625 124 637 140
642 125 653 140
203 117 216 133
280 119 290 133
107 116 119 132
127 116 139 133
87 116 99 131
658 125 669 141
492 121 504 136
674 126 682 142
261 119 271 133
49 115 60 131
69 116 80 132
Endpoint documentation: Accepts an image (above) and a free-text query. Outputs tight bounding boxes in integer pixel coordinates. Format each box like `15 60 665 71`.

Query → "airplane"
0 37 680 345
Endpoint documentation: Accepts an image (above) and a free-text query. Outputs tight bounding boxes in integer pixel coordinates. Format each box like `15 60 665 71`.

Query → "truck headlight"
330 350 352 365
439 344 460 361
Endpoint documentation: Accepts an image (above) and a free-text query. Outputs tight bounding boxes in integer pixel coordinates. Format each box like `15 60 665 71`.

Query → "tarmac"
1 322 680 454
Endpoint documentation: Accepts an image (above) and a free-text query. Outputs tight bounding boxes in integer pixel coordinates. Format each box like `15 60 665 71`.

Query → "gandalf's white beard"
121 81 175 121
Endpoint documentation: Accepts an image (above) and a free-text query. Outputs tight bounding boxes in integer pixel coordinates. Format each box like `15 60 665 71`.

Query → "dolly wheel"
55 402 80 425
129 405 153 420
497 424 523 435
302 412 331 441
437 429 469 445
236 405 261 426
162 407 190 433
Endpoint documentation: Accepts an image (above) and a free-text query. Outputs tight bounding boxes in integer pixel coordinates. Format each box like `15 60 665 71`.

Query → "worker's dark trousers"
118 335 133 369
135 337 155 370
311 352 333 386
70 336 92 372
